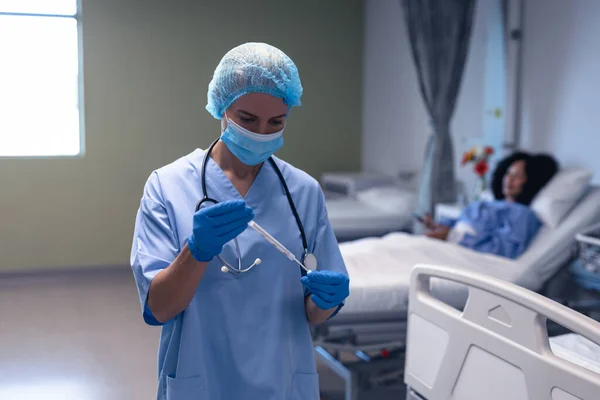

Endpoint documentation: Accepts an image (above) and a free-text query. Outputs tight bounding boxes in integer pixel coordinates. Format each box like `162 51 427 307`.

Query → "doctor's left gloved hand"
301 271 350 310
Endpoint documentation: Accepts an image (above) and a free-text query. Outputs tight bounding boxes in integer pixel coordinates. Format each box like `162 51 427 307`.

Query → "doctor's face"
224 93 289 135
502 160 527 201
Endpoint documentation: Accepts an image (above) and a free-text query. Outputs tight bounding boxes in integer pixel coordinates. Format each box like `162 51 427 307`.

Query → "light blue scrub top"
130 148 348 400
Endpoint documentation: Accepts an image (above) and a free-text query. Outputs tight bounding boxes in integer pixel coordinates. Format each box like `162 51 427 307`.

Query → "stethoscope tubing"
195 138 310 276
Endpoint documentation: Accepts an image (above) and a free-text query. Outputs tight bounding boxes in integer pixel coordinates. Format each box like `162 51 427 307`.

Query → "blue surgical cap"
206 42 303 119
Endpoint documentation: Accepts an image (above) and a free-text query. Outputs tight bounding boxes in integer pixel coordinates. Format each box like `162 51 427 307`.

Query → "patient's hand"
425 225 450 241
422 214 438 230
421 214 451 240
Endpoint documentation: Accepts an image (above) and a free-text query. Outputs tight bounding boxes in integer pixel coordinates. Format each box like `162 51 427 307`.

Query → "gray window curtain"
401 0 476 232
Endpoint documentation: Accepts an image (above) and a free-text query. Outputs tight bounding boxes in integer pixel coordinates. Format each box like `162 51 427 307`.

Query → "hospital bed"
313 180 600 399
405 264 600 400
321 172 419 241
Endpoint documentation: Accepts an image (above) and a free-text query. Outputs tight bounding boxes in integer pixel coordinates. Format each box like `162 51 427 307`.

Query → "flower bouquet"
461 146 494 201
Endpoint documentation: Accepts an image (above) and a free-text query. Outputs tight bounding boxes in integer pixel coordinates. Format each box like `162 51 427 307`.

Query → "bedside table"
434 203 463 222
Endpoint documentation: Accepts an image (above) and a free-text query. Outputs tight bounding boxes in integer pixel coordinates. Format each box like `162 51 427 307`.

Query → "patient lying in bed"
423 151 559 259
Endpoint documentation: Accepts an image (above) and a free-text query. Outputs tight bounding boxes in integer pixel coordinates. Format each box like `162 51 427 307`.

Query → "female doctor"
130 42 350 400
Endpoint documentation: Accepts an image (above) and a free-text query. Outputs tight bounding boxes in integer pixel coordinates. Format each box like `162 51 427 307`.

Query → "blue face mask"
220 118 284 166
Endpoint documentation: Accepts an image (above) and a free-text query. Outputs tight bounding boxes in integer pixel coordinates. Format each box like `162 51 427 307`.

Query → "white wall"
362 0 489 190
519 0 600 183
363 0 600 194
0 0 363 272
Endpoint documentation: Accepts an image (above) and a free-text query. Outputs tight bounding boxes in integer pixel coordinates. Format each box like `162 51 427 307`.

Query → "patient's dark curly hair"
491 151 559 205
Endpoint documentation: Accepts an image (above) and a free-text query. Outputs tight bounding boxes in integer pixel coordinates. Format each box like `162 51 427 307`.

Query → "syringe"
247 220 311 273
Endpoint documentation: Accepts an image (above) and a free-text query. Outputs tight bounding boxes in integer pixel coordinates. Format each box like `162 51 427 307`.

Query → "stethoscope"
196 138 317 277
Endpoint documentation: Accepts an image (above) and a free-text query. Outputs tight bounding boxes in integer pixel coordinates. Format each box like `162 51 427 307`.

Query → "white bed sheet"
338 232 519 315
550 333 600 374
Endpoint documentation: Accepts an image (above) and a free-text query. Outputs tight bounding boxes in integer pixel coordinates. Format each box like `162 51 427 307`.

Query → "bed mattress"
337 232 520 316
326 197 412 240
325 186 416 241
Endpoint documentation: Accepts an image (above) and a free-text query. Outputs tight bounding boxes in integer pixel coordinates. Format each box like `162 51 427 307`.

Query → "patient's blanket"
550 333 600 374
338 232 522 314
454 201 541 259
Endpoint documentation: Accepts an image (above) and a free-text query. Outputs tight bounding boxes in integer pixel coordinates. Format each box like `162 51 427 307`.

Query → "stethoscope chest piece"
304 253 318 271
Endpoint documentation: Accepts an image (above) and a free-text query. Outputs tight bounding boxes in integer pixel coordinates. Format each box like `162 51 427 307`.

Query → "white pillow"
355 185 416 214
530 168 593 228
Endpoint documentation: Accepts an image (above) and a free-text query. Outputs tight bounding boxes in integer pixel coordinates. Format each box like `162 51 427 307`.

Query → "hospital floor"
0 267 404 400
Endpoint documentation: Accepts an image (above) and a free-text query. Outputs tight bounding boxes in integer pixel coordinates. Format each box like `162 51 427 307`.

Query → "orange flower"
461 153 470 165
461 148 476 165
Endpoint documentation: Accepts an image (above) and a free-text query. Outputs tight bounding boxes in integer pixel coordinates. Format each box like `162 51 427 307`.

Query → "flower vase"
472 177 486 202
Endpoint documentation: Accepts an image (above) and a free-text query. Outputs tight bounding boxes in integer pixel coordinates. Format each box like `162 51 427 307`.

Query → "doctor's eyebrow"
237 110 288 120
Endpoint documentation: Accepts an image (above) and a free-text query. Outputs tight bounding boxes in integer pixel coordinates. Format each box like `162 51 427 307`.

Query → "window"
0 1 83 157
481 0 507 166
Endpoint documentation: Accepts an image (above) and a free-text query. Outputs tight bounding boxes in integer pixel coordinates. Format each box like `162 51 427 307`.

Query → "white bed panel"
405 265 600 400
406 313 449 386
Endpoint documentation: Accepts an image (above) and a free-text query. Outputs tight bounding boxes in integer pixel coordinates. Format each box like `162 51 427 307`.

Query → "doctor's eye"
240 117 255 123
269 120 283 127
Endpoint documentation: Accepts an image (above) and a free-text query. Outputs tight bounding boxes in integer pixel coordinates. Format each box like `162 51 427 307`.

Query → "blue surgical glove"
301 270 350 310
188 200 254 262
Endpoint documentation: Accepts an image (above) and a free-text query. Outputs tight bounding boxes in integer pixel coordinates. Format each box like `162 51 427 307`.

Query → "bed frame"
312 312 407 400
312 262 586 400
312 259 587 400
314 186 600 399
312 260 600 399
405 264 600 400
311 263 581 400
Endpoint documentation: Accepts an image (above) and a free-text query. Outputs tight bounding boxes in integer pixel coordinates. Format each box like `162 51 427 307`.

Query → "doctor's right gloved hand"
187 200 254 262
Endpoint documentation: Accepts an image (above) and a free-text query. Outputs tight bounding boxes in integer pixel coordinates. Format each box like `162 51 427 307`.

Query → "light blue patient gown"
441 200 542 259
130 148 348 400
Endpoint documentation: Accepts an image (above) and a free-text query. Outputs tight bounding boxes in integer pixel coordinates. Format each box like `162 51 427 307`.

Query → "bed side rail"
405 264 600 400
